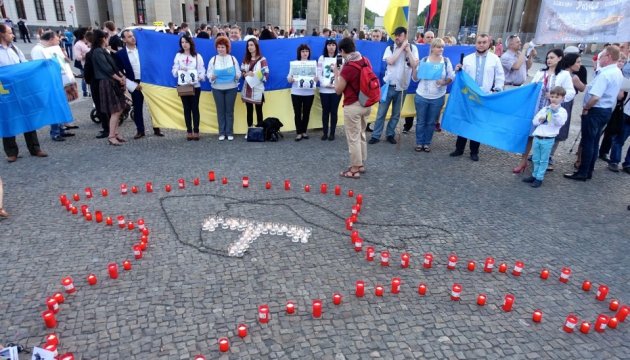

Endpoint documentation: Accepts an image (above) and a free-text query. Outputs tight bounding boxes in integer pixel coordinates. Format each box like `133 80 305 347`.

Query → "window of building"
181 4 186 22
34 0 46 20
206 7 210 24
135 0 146 24
53 0 66 21
194 5 199 22
14 0 26 19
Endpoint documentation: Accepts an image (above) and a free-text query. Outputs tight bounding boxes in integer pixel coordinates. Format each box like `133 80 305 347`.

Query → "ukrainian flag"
384 0 410 37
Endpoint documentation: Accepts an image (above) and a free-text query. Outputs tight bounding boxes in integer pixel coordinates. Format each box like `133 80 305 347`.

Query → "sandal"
414 146 423 152
358 166 366 174
423 145 431 152
340 168 360 179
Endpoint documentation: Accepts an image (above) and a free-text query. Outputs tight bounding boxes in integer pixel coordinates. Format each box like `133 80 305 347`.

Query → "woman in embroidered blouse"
411 38 454 152
241 38 269 132
288 44 317 141
317 38 342 141
207 36 241 141
172 34 206 141
512 48 575 173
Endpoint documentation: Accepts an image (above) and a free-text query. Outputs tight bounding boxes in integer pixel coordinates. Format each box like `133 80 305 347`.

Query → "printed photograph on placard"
177 69 198 85
320 57 337 88
290 60 317 89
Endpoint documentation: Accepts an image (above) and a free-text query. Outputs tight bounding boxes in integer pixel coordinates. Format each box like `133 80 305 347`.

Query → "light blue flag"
441 71 542 154
0 59 72 137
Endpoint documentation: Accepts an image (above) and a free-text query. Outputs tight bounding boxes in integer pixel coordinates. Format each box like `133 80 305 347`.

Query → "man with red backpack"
334 37 380 179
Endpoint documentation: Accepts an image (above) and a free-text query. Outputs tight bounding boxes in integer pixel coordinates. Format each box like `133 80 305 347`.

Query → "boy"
523 86 568 187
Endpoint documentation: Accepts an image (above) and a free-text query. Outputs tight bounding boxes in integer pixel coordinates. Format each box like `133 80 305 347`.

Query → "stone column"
170 1 183 25
487 0 511 36
306 0 328 32
228 0 236 22
437 0 463 38
254 0 261 23
520 0 541 34
219 0 227 23
184 0 195 26
507 0 526 33
86 0 102 27
477 0 495 34
347 0 365 31
198 0 209 24
110 0 136 27
265 0 291 29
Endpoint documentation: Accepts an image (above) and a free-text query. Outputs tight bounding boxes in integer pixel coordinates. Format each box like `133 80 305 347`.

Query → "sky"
364 0 432 17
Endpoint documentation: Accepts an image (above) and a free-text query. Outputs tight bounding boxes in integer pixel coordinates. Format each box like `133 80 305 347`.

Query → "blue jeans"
371 85 404 139
212 87 238 136
414 94 444 145
609 117 630 168
532 137 555 180
50 123 66 139
578 107 612 177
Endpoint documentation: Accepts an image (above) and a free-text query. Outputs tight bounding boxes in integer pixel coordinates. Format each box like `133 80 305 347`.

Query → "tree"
364 8 377 29
329 0 349 25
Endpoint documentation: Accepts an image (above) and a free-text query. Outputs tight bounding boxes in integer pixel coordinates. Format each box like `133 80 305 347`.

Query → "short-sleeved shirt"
340 58 366 106
584 63 623 110
500 50 527 85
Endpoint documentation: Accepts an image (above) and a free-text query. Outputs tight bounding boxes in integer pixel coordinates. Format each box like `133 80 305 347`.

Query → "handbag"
246 127 265 142
177 84 195 97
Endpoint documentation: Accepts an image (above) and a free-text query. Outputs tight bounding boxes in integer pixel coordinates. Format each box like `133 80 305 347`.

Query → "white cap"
564 46 580 54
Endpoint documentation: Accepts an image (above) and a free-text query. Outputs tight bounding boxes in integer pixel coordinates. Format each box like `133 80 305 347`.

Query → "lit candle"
95 211 103 223
498 263 507 273
356 194 363 204
579 321 590 334
334 185 341 196
284 179 291 190
347 190 354 197
320 183 327 194
354 238 363 252
72 193 80 201
484 257 494 272
375 285 384 297
165 184 172 192
540 269 549 280
242 176 249 188
608 317 618 329
312 299 322 318
101 188 108 197
194 355 206 360
142 228 150 236
145 182 153 192
193 177 200 186
133 245 142 259
418 283 427 296
563 314 579 333
218 337 229 352
58 353 74 360
616 305 629 322
59 194 68 206
208 171 216 181
120 184 128 195
237 324 248 338
127 221 135 230
61 276 76 294
476 294 486 306
345 218 353 230
423 253 433 269
582 280 592 291
221 177 228 185
46 297 60 314
355 280 365 297
391 277 401 294
44 344 58 357
85 212 92 221
139 240 147 251
84 187 93 198
178 178 185 189
559 267 571 283
71 206 78 215
53 292 64 304
265 181 271 189
81 205 88 215
333 293 342 305
105 216 113 226
447 254 457 270
123 260 132 271
42 310 57 328
609 299 620 311
532 309 542 323
304 184 311 192
366 246 375 261
451 283 462 301
131 185 138 193
286 301 295 314
258 304 270 323
380 251 390 266
401 253 410 268
87 274 97 285
596 284 609 301
512 261 524 276
45 333 59 346
108 263 119 279
502 294 514 312
594 314 609 333
467 261 476 272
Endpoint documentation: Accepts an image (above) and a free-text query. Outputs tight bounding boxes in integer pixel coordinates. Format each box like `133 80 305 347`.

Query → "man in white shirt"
368 26 419 145
565 45 624 181
449 33 504 161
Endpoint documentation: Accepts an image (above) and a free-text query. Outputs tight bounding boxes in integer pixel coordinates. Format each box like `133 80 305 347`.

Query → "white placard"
290 60 317 89
320 57 337 88
31 347 55 360
176 69 199 85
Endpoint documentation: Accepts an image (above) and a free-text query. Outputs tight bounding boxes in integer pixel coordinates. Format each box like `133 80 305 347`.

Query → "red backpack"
348 57 381 107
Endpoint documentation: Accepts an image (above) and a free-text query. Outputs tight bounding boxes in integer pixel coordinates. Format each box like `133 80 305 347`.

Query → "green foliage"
329 0 349 25
364 8 377 29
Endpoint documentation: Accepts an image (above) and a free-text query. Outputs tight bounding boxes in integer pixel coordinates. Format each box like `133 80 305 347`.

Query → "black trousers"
131 89 145 133
19 30 30 43
291 94 314 134
403 117 414 131
3 131 41 157
455 136 480 155
181 88 201 133
320 92 341 136
246 102 264 127
91 79 110 133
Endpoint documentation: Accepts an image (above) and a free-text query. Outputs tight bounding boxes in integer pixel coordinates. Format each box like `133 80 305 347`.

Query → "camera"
336 54 343 67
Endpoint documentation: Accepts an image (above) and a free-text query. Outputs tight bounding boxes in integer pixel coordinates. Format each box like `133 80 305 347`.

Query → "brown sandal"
0 208 9 217
340 168 360 179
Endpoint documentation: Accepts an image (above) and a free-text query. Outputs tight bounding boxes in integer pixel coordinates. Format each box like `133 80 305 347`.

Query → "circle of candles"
178 178 185 189
312 299 322 318
101 188 108 197
42 310 57 328
320 183 328 194
391 277 401 294
451 283 462 301
123 260 132 270
265 181 271 189
333 293 342 305
540 269 549 280
564 314 579 333
145 182 153 192
512 261 524 276
87 274 97 285
165 184 172 192
53 292 64 304
354 238 363 252
418 283 427 296
108 263 119 279
447 254 458 270
95 211 103 223
72 193 80 201
334 185 341 196
120 184 128 195
131 186 138 194
356 194 363 204
498 263 508 273
609 299 620 311
467 261 476 272
380 251 390 266
366 246 375 261
348 190 354 197
375 285 384 297
45 333 59 346
218 337 229 352
476 294 486 306
596 284 609 301
608 317 618 329
258 304 270 323
423 253 433 269
532 309 543 323
582 280 592 291
242 177 249 188
237 324 248 338
616 305 629 322
284 179 291 190
594 314 609 333
484 257 494 272
61 277 76 294
46 297 60 314
579 321 591 334
502 294 515 312
286 301 295 314
559 267 571 283
208 171 216 181
105 216 113 226
401 253 410 268
221 177 228 185
193 177 200 186
355 280 365 297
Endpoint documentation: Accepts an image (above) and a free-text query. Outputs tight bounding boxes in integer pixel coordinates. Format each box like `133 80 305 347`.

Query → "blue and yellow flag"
441 72 542 154
0 59 72 137
384 0 410 37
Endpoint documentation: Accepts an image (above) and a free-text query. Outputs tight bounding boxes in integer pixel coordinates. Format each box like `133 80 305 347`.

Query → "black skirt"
99 78 127 114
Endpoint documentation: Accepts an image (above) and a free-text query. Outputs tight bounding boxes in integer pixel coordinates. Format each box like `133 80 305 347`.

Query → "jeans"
291 94 314 134
213 87 237 136
414 94 444 146
64 43 73 60
50 124 66 139
181 87 201 134
371 85 404 139
532 137 555 180
320 92 342 136
609 117 630 167
578 107 612 177
80 68 87 95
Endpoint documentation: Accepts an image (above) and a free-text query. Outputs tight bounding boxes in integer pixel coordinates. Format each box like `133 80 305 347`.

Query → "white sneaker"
244 134 248 140
227 136 234 141
219 135 225 141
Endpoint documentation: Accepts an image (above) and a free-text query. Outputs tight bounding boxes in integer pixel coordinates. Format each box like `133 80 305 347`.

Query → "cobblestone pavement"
0 43 628 359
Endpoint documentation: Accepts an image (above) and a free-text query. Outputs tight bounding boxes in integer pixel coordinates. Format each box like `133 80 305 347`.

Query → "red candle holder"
498 263 507 273
333 293 342 305
221 177 228 185
559 267 571 283
366 246 375 261
579 321 590 334
502 294 514 312
476 294 486 306
87 274 97 286
46 297 60 314
80 205 88 215
95 211 103 223
61 276 76 294
45 333 59 346
237 324 248 338
512 261 524 276
145 182 153 192
423 253 433 269
609 299 620 311
71 206 78 215
44 343 58 357
391 277 401 294
380 251 390 266
447 254 457 270
418 283 427 296
312 299 322 318
123 260 132 271
532 310 543 323
133 245 142 259
42 310 57 328
304 184 311 192
85 212 93 221
582 280 592 291
596 284 609 301
540 269 549 280
345 218 353 230
59 194 68 206
101 188 108 197
139 240 147 251
137 219 145 230
355 280 365 297
451 283 462 301
131 185 139 194
242 176 249 188
285 301 295 314
356 193 363 204
178 178 185 189
108 263 119 279
284 179 291 190
208 171 216 181
120 184 128 195
484 257 494 272
65 202 72 212
320 183 327 194
594 314 609 333
218 337 229 352
375 285 384 297
334 185 341 196
617 305 629 322
467 261 476 272
194 355 206 360
53 292 64 304
142 228 150 236
265 181 271 189
127 221 135 230
354 238 363 252
608 317 619 329
58 353 75 360
165 184 172 192
347 190 354 197
117 215 125 228
72 193 80 201
258 304 270 323
193 177 200 186
401 253 410 268
84 187 93 198
563 314 579 333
